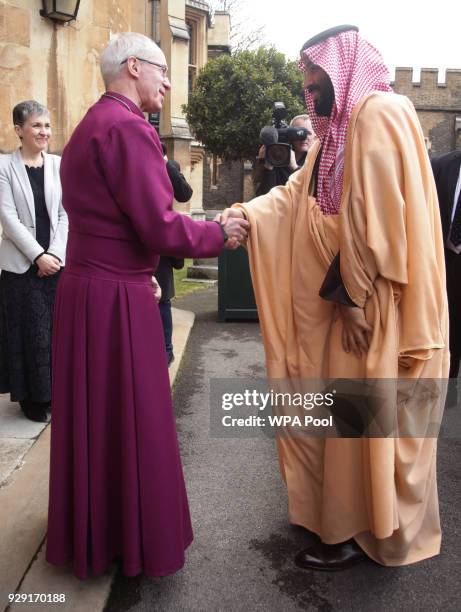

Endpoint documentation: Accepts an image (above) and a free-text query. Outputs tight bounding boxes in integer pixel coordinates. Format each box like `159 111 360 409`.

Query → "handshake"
214 207 249 250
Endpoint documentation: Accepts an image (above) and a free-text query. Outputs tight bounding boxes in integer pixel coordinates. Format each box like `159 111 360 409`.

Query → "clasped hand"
215 207 249 250
36 253 61 278
336 304 373 358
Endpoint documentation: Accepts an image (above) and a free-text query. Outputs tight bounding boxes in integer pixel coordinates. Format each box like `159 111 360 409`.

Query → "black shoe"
39 401 52 413
295 539 366 571
20 401 49 423
168 353 175 366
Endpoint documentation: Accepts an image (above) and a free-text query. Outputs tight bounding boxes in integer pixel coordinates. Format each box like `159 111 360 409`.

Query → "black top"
154 158 190 301
25 165 50 251
166 160 193 203
156 257 184 302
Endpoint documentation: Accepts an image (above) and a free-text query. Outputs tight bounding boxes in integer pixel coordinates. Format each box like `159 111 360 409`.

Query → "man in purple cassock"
46 32 248 580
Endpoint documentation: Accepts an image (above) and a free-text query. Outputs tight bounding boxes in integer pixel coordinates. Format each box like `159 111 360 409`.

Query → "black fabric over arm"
255 165 293 196
319 252 358 307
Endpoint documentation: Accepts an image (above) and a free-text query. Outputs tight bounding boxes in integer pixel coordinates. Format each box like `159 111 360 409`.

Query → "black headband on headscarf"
300 25 359 54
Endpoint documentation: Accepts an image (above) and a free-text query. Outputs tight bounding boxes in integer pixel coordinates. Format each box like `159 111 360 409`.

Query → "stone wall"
207 10 230 60
393 67 461 155
0 0 146 154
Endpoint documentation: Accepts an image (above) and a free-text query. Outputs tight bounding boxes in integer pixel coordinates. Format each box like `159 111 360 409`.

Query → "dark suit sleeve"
430 153 453 240
166 161 193 203
431 155 441 184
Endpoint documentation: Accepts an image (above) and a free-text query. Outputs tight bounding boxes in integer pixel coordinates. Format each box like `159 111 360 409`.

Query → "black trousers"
445 249 461 378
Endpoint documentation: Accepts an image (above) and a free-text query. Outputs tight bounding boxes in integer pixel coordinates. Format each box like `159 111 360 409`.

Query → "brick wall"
202 153 243 210
393 68 461 156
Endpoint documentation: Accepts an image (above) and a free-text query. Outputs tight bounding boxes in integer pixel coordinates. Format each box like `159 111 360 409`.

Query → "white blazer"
0 149 68 273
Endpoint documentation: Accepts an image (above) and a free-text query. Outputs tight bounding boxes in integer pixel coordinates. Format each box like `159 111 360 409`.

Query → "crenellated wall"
392 67 461 154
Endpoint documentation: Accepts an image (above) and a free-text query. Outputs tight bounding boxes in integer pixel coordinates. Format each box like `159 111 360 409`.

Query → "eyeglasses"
120 57 168 78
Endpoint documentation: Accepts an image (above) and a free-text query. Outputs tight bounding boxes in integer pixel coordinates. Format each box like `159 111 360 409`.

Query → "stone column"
158 0 193 212
189 144 206 220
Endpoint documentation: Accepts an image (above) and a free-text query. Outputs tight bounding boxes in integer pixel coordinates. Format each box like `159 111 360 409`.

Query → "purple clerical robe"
46 93 223 579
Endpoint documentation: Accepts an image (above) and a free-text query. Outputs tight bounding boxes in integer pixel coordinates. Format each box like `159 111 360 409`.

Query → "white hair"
290 114 311 125
100 32 161 87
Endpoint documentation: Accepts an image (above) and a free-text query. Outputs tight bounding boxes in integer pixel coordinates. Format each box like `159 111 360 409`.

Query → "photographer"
253 114 315 196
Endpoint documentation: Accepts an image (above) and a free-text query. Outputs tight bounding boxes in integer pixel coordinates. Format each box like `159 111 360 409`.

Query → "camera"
259 102 309 167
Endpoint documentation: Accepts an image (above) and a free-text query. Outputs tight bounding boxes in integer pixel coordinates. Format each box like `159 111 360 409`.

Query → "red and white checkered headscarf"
299 30 392 215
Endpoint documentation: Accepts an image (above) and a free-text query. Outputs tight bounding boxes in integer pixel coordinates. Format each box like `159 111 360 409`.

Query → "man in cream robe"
224 25 448 570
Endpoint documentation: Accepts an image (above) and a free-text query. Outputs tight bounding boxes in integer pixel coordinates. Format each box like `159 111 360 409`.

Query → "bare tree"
209 0 267 52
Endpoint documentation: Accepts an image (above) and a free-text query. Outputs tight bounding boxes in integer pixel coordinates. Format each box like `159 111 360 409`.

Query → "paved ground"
0 309 194 612
106 287 461 612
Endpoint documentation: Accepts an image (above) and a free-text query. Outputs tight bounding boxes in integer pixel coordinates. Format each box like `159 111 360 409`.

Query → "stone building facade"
0 0 230 214
0 0 145 154
393 67 461 156
2 5 458 209
127 0 230 215
201 11 242 215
